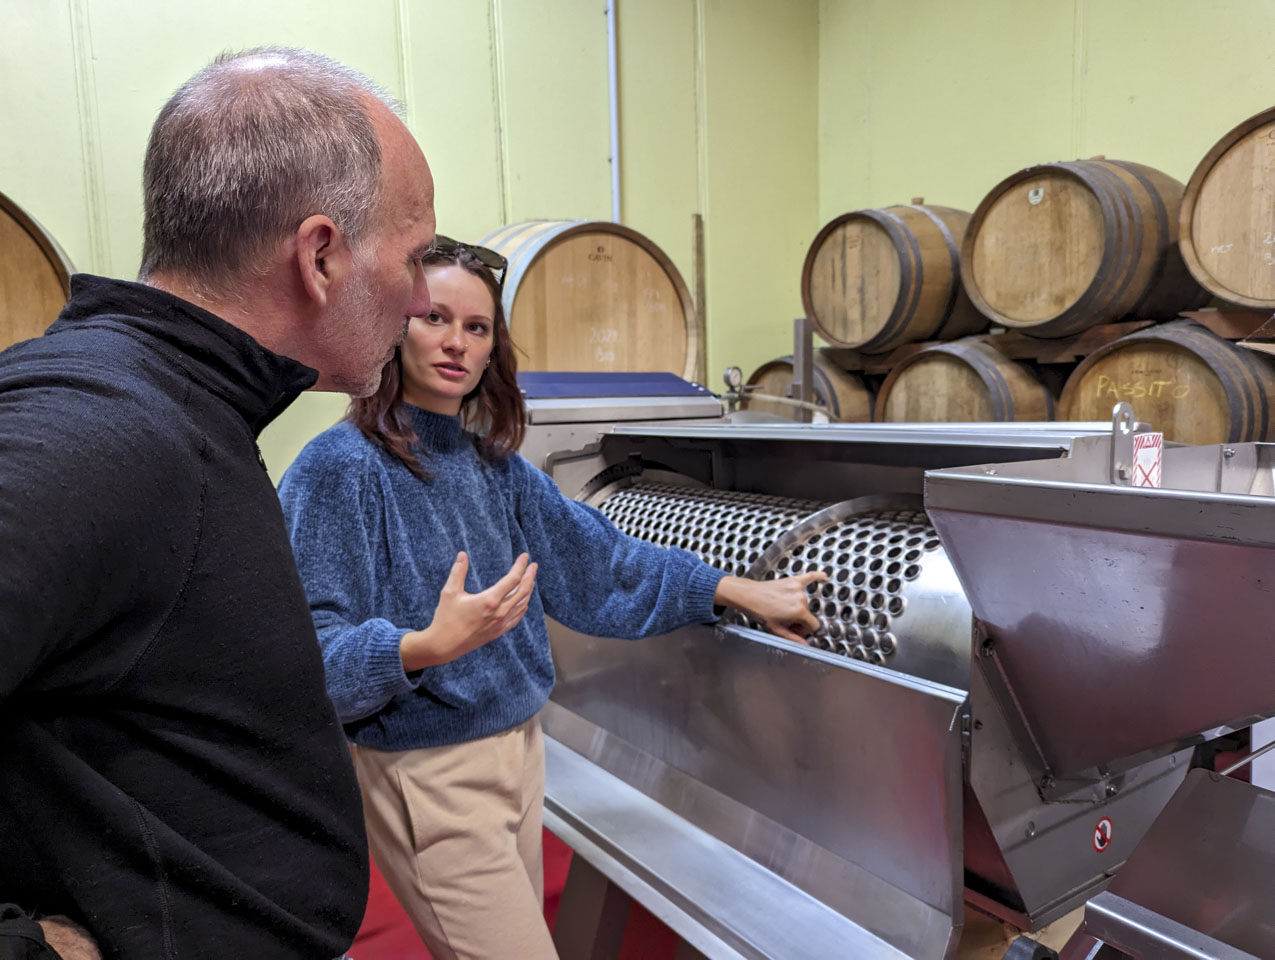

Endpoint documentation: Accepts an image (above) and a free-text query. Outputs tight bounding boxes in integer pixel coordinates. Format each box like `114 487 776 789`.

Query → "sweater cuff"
686 563 729 623
363 620 419 697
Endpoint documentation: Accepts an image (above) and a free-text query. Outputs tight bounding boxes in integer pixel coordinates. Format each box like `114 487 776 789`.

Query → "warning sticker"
1093 817 1113 853
1132 433 1163 488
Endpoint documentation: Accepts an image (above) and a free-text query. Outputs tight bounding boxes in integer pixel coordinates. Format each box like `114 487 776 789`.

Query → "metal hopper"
925 419 1275 778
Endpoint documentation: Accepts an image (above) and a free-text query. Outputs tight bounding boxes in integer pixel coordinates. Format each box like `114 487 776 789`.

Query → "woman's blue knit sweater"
278 405 726 750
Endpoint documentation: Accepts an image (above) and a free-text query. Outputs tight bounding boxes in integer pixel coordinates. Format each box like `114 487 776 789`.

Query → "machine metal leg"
552 856 631 960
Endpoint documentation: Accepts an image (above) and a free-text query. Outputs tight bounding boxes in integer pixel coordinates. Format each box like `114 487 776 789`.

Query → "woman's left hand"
713 572 827 644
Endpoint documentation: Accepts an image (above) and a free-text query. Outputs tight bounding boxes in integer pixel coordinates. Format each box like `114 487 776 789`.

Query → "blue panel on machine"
517 371 712 399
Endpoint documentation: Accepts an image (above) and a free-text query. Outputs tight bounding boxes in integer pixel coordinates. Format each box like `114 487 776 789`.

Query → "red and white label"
1093 817 1113 853
1132 433 1163 488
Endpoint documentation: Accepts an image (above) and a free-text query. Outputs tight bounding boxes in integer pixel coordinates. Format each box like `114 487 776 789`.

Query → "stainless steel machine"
520 373 1271 960
926 423 1275 960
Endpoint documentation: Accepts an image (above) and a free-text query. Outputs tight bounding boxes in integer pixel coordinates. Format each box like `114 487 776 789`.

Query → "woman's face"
401 264 497 416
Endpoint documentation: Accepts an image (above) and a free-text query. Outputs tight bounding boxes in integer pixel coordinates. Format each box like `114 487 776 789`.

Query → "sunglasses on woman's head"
431 235 508 287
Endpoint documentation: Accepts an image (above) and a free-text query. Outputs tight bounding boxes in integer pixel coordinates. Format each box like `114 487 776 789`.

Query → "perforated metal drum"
596 481 823 576
592 477 972 688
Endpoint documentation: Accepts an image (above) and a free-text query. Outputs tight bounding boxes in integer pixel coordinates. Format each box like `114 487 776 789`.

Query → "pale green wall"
19 2 1269 477
701 0 821 386
1 0 820 477
818 0 1275 218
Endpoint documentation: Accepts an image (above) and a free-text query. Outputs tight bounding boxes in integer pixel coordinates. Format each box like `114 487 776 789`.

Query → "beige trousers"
351 717 558 960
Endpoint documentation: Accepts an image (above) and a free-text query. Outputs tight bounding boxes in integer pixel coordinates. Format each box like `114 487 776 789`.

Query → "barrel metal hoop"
811 362 837 419
1107 160 1172 317
1137 322 1253 443
1041 161 1122 337
1039 378 1057 419
1209 332 1263 443
497 220 573 315
800 214 857 339
863 209 922 352
1182 323 1250 442
482 219 699 381
905 204 962 327
0 190 74 296
1180 106 1275 307
936 341 1012 420
1087 161 1145 319
1060 161 1137 334
801 211 904 348
750 355 837 419
1084 161 1149 322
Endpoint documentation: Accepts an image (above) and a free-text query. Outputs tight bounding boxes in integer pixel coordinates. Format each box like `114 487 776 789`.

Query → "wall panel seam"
1070 0 1088 157
693 0 709 333
394 0 415 125
67 0 111 275
489 0 512 224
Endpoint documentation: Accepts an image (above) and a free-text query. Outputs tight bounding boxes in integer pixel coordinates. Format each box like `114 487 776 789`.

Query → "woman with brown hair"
277 238 822 959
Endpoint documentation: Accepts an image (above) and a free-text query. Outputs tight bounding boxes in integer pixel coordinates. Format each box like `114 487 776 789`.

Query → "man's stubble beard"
331 254 395 399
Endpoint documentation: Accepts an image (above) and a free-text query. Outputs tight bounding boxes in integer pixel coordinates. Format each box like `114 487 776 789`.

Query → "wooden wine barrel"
802 203 986 354
962 159 1208 338
875 339 1054 423
1059 319 1275 444
1180 106 1275 308
477 220 700 381
1 190 73 351
742 351 873 422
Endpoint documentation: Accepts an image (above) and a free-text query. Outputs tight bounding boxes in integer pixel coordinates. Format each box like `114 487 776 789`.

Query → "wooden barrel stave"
1180 107 1275 308
963 159 1208 338
803 204 985 353
1059 319 1275 444
743 351 873 422
1107 160 1204 318
1 190 74 352
921 205 988 342
477 220 699 381
1080 160 1145 322
875 338 1054 423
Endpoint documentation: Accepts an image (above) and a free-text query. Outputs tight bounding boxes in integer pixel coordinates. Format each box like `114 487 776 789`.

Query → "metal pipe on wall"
606 0 621 223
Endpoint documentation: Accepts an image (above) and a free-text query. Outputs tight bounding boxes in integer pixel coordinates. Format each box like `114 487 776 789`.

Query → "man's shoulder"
4 313 152 360
0 322 172 411
0 328 203 487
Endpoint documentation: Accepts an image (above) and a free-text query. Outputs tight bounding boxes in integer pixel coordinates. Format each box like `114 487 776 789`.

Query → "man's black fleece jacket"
0 275 367 959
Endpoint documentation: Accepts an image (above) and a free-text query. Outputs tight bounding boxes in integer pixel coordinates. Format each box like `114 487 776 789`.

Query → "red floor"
352 829 677 959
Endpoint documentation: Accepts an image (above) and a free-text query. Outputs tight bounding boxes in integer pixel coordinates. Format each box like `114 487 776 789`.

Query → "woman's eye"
427 313 445 324
469 324 491 336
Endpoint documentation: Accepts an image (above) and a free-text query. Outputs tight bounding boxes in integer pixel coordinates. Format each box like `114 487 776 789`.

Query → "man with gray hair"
0 47 435 959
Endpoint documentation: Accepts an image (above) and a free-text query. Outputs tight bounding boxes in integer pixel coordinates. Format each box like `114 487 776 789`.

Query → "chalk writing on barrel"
1093 374 1189 400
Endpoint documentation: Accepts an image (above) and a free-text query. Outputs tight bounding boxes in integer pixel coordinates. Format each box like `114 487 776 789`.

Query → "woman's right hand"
400 552 539 671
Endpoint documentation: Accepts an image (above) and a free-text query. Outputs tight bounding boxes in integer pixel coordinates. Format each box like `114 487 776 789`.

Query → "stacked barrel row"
9 105 1275 448
745 103 1275 446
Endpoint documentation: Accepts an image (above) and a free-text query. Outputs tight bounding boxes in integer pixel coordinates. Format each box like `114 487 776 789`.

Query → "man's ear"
295 215 350 308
